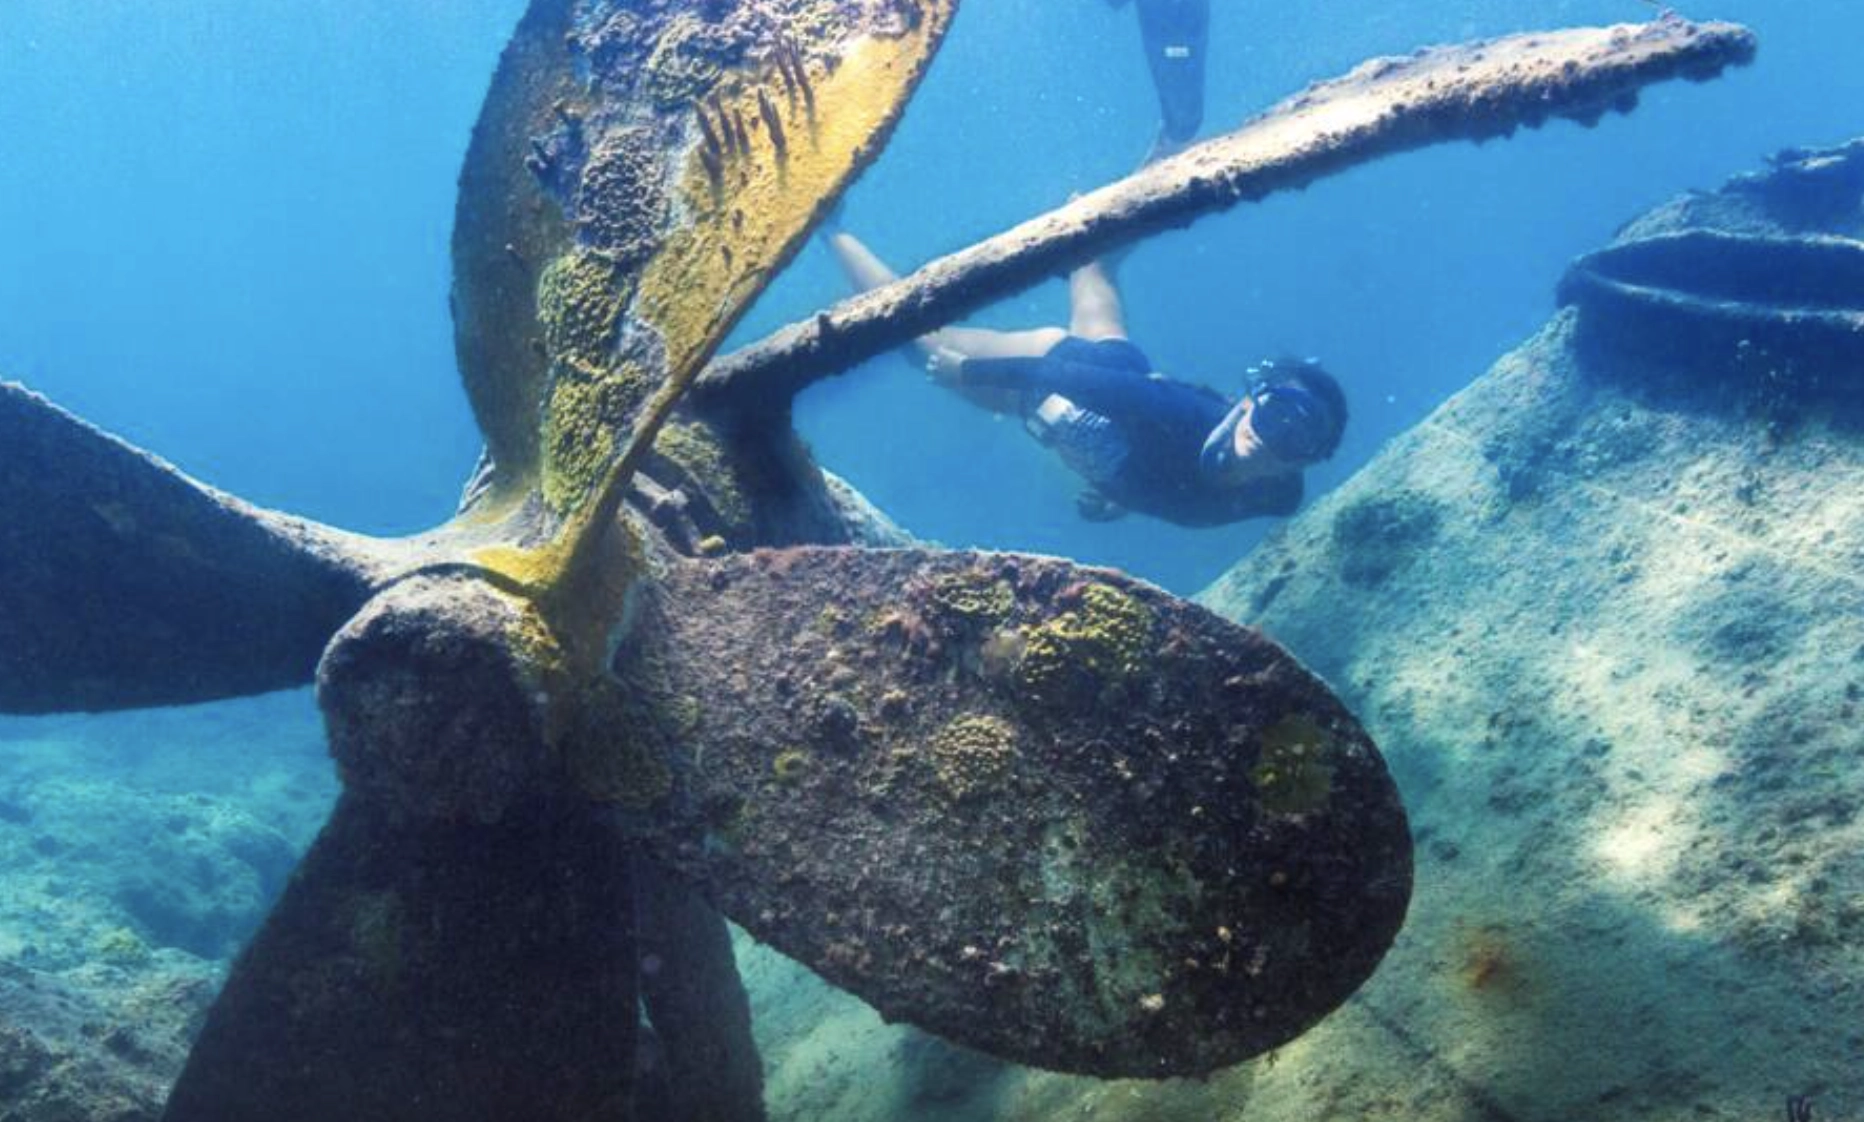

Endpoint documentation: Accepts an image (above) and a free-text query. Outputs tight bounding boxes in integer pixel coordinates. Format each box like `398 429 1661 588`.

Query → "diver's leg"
1068 260 1127 341
825 230 903 292
1136 0 1210 154
825 231 1063 417
825 232 1060 362
935 325 1068 360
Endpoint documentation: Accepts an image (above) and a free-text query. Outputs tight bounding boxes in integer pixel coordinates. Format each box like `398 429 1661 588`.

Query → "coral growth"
928 714 1018 802
575 127 667 262
1016 583 1153 701
926 569 1015 629
771 747 812 785
642 15 730 108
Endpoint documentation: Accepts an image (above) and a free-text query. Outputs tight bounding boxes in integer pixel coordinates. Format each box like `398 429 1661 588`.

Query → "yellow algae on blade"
636 22 948 385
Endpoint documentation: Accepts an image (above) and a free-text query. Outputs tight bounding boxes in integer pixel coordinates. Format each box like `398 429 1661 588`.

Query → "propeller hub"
318 574 562 823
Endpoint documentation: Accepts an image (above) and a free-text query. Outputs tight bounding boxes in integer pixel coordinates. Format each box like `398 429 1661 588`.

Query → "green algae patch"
533 248 653 515
1251 714 1338 816
652 419 752 531
1330 490 1444 588
95 926 150 966
507 600 569 685
930 714 1018 802
543 373 625 515
771 747 812 786
537 249 628 370
533 248 654 515
1017 583 1154 700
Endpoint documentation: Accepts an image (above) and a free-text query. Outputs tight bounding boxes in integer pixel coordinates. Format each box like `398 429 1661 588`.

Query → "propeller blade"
600 547 1412 1079
0 382 387 713
635 859 767 1122
164 795 640 1122
450 0 959 545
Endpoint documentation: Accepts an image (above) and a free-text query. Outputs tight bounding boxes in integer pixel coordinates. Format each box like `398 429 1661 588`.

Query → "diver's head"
1200 358 1348 483
1243 358 1347 463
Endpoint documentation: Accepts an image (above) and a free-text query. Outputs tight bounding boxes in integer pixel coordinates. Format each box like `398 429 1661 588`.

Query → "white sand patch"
1590 798 1688 882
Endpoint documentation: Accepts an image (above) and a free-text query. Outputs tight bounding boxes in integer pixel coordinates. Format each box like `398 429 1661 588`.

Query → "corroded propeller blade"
601 547 1413 1078
163 795 640 1122
451 0 958 545
0 382 385 713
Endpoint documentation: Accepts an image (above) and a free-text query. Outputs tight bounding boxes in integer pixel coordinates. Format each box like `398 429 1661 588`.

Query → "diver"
1108 0 1212 159
826 231 1347 527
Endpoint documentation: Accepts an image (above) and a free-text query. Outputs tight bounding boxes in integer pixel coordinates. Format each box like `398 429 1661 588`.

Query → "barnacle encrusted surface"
631 546 1410 1077
564 686 675 813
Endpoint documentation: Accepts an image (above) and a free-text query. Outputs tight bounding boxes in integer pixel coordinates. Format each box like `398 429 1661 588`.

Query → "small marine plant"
1454 921 1530 1003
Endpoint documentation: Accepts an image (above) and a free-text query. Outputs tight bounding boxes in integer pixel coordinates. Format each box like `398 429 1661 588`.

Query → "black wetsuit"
961 336 1302 527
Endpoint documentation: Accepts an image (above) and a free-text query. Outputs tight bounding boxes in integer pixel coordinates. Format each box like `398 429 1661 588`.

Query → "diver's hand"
924 345 967 386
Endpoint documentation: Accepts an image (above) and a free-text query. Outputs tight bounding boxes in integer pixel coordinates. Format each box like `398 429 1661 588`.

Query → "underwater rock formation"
0 963 209 1122
1188 139 1864 1122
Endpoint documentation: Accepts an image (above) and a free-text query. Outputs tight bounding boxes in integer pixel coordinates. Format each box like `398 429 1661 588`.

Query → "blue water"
1 1 1856 593
0 5 1859 1118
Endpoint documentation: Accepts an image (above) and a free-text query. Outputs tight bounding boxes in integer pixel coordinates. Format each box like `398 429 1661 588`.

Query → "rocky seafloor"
4 144 1862 1120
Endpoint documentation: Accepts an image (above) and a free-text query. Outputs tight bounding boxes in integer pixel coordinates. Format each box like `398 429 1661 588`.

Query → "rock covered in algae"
1186 142 1864 1122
